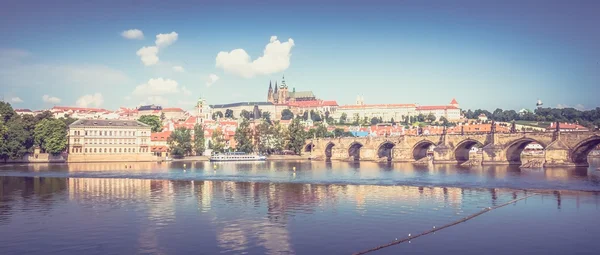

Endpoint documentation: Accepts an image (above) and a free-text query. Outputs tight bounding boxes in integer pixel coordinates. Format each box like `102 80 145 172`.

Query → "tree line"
0 102 74 161
463 107 600 128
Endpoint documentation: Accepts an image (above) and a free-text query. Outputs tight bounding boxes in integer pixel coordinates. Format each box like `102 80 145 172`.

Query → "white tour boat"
209 152 267 162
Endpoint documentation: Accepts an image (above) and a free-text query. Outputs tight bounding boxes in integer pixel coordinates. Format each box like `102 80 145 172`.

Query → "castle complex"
267 76 317 104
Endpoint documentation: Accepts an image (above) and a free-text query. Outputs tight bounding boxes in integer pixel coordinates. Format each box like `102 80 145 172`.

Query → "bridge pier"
432 144 458 164
481 144 511 165
544 141 580 167
390 142 414 162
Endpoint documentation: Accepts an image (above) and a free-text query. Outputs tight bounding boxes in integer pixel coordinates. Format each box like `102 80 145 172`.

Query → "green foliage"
240 110 251 119
463 107 600 129
59 116 78 126
0 102 16 123
339 113 348 124
167 127 192 158
332 128 354 138
138 115 163 132
285 118 306 154
160 112 166 121
193 124 205 156
34 118 68 154
234 118 254 153
261 111 272 123
352 113 360 125
210 128 227 153
1 119 29 160
370 117 383 125
310 110 322 122
307 122 330 138
281 109 294 120
256 120 284 154
212 111 224 120
302 111 309 121
426 113 436 122
225 109 235 119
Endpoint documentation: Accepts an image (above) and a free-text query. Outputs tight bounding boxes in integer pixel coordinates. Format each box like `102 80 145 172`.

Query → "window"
94 148 97 153
104 148 107 153
85 148 87 153
119 148 122 153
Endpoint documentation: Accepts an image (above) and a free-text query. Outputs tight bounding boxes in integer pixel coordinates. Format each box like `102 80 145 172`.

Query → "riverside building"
67 119 153 162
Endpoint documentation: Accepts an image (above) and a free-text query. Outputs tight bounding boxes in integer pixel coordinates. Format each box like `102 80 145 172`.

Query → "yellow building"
67 119 154 162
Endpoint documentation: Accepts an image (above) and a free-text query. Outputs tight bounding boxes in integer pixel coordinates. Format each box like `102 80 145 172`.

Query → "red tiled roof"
151 131 172 141
51 106 109 112
546 123 588 130
416 105 459 110
151 146 169 152
450 98 458 105
287 100 338 107
162 107 184 112
339 104 416 109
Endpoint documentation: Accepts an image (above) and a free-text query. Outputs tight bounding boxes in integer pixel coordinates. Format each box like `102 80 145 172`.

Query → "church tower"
273 82 279 104
279 75 288 104
267 81 274 103
196 96 210 125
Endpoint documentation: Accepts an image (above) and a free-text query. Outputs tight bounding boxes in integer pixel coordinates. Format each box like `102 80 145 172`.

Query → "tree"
34 118 68 154
390 118 396 125
168 127 192 158
362 116 369 126
352 113 360 125
59 116 78 126
340 113 348 124
310 110 322 122
138 115 162 132
160 112 166 121
439 116 449 126
212 111 224 120
240 110 251 119
210 128 227 153
286 118 306 154
193 124 205 156
34 111 54 122
332 128 354 138
302 111 309 121
234 118 254 153
281 109 294 120
370 117 381 125
256 120 284 154
0 102 16 123
1 119 29 160
426 113 436 122
225 109 234 119
262 111 272 123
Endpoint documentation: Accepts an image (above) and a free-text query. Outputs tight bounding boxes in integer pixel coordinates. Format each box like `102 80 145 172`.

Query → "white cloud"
155 32 178 48
182 86 192 96
124 96 132 101
215 36 295 78
136 32 178 66
42 95 61 104
172 65 185 72
76 93 104 108
136 46 159 66
133 78 180 96
10 97 23 103
574 104 586 111
121 29 144 40
205 74 220 87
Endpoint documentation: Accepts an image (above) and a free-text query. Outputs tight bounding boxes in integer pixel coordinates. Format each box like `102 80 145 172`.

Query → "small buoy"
433 226 436 229
213 165 217 169
293 167 296 171
488 207 492 210
408 234 411 237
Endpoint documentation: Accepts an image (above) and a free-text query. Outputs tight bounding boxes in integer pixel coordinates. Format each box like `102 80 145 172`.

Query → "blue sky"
1 0 598 111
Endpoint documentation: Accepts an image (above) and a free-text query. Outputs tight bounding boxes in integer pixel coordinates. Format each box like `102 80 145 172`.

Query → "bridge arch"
325 142 335 161
570 136 600 166
505 138 546 165
304 143 314 153
454 139 484 163
377 141 395 161
348 142 363 161
412 139 437 161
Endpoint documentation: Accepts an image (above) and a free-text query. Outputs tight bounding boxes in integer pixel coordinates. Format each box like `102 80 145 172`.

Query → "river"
1 159 599 254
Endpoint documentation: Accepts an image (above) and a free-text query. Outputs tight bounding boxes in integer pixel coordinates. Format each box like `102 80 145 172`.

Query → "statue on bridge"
510 120 516 133
490 120 496 134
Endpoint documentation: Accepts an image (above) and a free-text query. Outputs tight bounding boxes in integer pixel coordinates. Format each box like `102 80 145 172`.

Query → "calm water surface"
1 160 599 254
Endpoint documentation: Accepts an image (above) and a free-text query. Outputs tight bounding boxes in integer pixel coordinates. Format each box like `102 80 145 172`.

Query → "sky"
0 0 599 112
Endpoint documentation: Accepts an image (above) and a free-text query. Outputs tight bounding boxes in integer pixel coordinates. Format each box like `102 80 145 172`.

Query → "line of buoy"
352 193 538 255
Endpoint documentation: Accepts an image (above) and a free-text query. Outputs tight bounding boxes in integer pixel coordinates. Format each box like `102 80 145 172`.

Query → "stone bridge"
302 131 600 167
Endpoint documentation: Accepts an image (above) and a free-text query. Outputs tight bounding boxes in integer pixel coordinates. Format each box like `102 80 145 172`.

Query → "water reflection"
1 176 599 254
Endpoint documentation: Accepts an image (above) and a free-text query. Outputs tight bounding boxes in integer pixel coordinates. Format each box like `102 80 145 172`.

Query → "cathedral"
267 76 316 104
